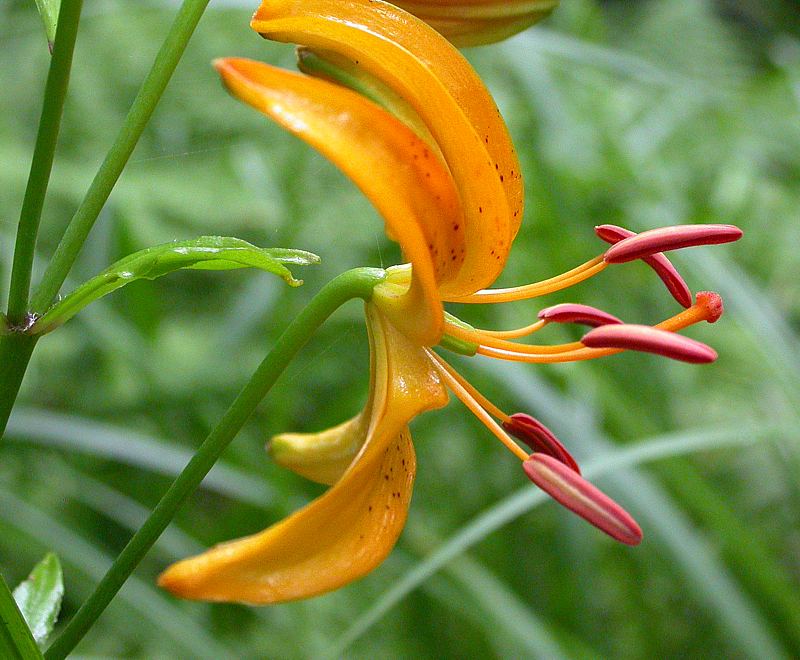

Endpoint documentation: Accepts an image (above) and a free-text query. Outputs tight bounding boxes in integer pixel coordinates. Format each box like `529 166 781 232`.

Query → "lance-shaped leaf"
0 574 42 660
12 553 63 650
31 237 319 334
33 0 59 48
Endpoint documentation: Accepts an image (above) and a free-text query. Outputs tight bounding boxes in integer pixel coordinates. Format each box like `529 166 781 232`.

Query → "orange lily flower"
158 0 740 604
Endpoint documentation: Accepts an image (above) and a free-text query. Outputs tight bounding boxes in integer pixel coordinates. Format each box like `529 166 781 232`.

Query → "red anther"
522 454 643 545
594 224 633 244
603 224 743 264
582 324 718 363
595 224 692 308
538 303 622 328
503 413 581 474
696 291 723 323
647 255 693 309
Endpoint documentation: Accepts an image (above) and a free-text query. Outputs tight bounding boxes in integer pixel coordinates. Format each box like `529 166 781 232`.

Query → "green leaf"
33 0 59 48
32 237 319 334
0 571 43 660
12 553 63 650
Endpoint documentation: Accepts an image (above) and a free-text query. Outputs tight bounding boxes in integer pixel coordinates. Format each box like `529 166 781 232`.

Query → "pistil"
453 291 723 364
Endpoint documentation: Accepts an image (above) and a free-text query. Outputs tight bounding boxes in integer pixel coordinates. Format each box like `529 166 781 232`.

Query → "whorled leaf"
31 237 319 334
11 553 63 650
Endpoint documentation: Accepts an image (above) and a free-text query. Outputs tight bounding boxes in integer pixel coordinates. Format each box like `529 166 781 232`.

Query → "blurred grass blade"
46 458 204 559
330 421 784 656
502 366 791 659
5 408 276 507
0 488 229 659
33 0 59 48
32 236 319 334
405 524 573 659
0 572 43 660
512 29 700 90
12 554 63 649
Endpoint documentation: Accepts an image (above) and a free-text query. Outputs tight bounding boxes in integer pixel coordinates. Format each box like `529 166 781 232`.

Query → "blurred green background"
2 0 800 657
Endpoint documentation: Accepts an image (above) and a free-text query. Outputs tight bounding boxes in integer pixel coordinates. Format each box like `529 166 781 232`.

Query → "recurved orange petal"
251 0 522 296
158 305 448 603
215 57 463 344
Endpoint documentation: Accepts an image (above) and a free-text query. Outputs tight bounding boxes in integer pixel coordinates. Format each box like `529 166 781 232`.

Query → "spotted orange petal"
215 57 463 344
251 0 522 296
158 305 448 603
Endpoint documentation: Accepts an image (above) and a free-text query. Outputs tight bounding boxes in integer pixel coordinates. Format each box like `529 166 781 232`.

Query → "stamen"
581 324 717 363
425 350 529 462
503 413 581 474
430 352 509 422
595 224 692 308
445 256 607 303
474 292 724 364
523 453 643 545
537 303 622 327
603 224 742 264
446 322 584 355
480 319 547 339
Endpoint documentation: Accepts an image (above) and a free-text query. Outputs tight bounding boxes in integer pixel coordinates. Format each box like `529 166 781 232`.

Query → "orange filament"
445 256 607 303
473 295 719 364
430 353 510 422
445 322 584 355
479 319 547 339
425 350 529 462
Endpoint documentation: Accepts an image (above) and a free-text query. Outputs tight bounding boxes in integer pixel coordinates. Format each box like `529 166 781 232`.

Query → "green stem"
0 0 210 439
43 268 385 660
7 0 83 322
30 0 211 315
0 570 43 660
0 335 39 440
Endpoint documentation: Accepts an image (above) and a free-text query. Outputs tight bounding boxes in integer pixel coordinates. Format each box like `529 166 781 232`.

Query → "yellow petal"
158 305 448 604
269 413 368 485
215 57 463 344
251 0 523 295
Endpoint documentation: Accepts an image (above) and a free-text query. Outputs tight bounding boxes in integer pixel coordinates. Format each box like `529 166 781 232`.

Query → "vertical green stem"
0 0 212 441
7 0 83 322
43 268 385 660
0 335 38 440
30 0 211 314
